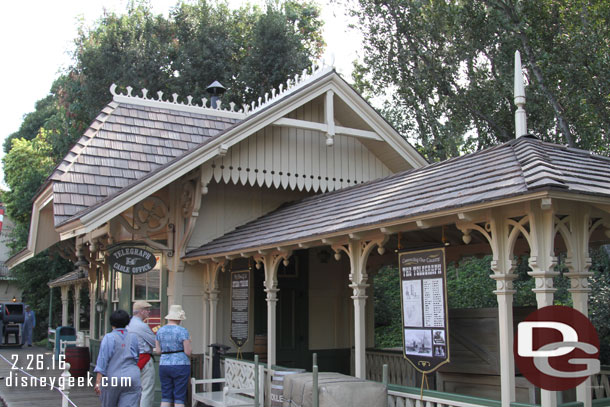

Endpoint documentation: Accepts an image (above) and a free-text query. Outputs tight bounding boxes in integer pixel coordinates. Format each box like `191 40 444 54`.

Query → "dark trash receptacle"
209 344 231 391
54 326 76 360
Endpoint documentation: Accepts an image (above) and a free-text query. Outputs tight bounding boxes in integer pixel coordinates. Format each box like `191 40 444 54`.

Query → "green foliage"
374 251 606 363
373 266 403 348
349 0 610 161
2 131 56 249
10 251 74 341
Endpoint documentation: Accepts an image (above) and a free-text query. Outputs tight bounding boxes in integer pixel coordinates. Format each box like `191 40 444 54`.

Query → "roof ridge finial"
514 50 527 138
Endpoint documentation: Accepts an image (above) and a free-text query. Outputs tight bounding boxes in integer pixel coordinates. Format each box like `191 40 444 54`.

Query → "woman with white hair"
155 304 191 407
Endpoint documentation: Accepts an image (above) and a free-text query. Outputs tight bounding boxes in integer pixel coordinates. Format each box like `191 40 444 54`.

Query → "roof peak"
109 59 334 119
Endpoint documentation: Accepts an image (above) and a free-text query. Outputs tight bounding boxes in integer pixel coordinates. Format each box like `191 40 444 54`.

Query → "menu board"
399 248 450 373
230 270 250 348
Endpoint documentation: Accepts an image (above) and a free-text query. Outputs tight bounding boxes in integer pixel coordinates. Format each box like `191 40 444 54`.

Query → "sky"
0 0 362 187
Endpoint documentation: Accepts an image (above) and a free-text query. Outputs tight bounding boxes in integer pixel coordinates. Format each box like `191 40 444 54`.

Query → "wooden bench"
191 357 264 407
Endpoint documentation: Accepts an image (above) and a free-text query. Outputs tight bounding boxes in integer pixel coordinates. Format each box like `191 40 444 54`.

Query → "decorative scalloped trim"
109 59 334 119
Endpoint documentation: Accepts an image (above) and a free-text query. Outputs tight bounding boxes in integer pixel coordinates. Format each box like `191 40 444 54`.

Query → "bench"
191 357 264 407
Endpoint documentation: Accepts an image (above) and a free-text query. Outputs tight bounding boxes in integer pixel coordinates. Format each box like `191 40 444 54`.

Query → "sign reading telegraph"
110 247 157 274
399 248 450 374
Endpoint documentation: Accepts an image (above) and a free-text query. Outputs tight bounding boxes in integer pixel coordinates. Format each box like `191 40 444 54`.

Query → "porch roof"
48 270 89 288
184 136 610 259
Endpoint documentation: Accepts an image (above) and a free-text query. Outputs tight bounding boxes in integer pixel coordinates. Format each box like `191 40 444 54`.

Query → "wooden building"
7 58 610 407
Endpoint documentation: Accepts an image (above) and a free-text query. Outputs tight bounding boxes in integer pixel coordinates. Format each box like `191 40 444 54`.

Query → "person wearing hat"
23 305 35 347
155 305 191 407
127 300 156 407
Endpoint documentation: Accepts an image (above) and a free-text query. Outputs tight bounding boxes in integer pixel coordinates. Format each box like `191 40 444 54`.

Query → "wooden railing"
592 365 610 400
354 348 418 386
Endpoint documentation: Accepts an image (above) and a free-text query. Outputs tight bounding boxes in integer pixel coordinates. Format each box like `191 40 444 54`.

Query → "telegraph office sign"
110 247 157 274
399 248 450 374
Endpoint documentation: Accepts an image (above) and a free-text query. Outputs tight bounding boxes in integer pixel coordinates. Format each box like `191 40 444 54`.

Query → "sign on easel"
399 248 450 374
230 270 250 348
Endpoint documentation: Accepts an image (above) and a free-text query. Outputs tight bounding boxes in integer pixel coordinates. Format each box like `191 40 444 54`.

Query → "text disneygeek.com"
5 371 132 389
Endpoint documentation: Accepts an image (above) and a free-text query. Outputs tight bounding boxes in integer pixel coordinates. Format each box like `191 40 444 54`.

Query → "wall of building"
189 181 310 250
307 247 376 351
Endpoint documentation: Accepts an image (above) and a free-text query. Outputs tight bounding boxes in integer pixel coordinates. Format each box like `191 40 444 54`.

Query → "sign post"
399 248 450 378
230 270 250 356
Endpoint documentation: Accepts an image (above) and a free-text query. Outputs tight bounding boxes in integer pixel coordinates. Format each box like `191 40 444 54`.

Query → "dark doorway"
253 250 309 369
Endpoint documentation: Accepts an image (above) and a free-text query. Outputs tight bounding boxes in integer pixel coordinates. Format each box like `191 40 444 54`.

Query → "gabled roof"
50 101 239 225
53 66 427 237
183 136 610 259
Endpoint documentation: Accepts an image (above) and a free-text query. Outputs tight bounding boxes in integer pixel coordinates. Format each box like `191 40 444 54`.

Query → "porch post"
254 250 292 369
333 235 387 379
89 279 96 337
458 211 518 407
60 286 70 327
559 209 597 407
207 260 223 381
73 284 81 332
200 263 210 378
528 200 559 407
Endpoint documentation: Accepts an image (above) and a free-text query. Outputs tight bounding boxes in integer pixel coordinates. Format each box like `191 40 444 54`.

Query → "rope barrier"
0 352 78 407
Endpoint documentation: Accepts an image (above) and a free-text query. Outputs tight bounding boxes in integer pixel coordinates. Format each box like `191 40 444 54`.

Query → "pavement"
0 345 100 407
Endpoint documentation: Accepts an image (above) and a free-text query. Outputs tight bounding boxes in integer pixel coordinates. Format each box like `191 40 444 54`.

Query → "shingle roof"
184 136 610 258
48 270 89 287
50 102 239 225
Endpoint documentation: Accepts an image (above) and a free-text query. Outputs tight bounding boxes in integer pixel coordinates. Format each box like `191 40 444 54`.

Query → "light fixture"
11 296 16 303
95 299 106 313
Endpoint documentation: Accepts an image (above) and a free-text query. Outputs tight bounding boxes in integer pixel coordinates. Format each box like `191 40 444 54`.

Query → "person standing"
127 300 156 407
23 305 35 347
155 305 191 407
94 309 142 407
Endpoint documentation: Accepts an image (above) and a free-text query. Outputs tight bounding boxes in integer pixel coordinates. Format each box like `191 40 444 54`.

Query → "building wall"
175 181 308 352
308 247 375 351
188 181 310 250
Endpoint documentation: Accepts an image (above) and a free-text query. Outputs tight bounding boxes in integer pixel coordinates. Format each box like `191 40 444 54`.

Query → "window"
132 255 162 332
111 270 121 305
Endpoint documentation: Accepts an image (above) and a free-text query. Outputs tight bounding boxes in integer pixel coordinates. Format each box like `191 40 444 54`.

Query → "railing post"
254 355 259 407
382 364 388 387
313 365 319 407
61 363 71 407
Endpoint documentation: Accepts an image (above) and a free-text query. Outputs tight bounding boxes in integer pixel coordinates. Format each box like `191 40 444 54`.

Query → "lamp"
95 299 106 313
11 296 16 302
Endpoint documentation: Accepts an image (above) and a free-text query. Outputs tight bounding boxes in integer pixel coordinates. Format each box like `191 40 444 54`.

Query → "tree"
349 0 610 161
2 0 325 338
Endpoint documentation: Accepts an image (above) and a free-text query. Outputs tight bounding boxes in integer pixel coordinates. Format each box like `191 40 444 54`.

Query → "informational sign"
399 248 449 373
230 270 250 348
110 247 157 274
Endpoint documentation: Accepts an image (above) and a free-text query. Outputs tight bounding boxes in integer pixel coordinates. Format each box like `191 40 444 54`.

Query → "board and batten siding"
203 101 392 193
188 181 309 252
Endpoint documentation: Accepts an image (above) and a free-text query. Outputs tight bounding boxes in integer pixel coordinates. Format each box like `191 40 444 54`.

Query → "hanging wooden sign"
399 247 450 373
230 270 250 348
110 247 157 274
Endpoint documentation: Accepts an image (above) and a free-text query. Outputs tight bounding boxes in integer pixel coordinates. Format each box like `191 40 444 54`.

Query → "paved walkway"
0 345 100 407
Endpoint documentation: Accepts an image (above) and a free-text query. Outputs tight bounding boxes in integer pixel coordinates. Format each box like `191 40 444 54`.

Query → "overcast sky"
0 0 361 187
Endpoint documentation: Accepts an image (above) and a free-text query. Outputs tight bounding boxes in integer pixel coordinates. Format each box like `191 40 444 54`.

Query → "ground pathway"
0 345 100 407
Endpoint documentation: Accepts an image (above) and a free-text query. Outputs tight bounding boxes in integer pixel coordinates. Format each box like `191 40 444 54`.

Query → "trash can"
209 344 231 391
271 367 306 407
54 326 76 360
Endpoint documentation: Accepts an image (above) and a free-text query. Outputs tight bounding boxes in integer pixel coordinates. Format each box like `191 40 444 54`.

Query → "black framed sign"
110 247 157 274
230 270 250 348
399 248 450 373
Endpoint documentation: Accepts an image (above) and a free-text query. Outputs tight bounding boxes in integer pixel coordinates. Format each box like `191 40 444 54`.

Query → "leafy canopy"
349 0 610 161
